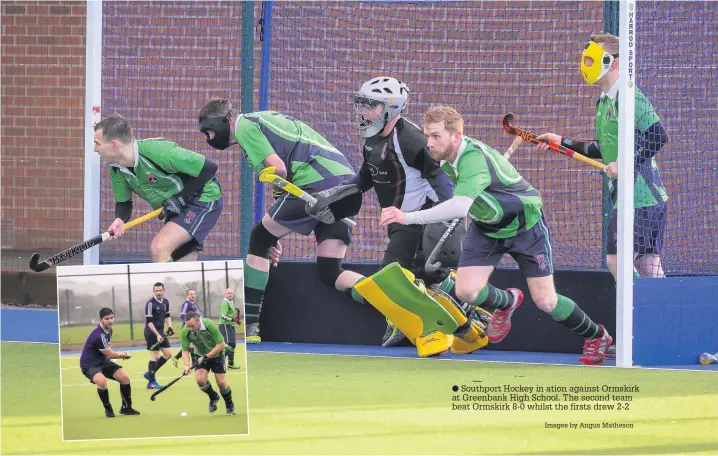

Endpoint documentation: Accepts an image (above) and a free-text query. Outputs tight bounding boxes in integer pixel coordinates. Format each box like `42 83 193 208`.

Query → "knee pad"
248 223 280 258
171 239 201 261
317 257 344 288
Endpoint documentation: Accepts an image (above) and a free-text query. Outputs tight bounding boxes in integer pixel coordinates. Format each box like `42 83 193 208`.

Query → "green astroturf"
2 342 718 455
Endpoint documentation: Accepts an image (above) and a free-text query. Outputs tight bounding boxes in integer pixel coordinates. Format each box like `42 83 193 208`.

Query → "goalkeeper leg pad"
353 262 459 357
427 288 489 355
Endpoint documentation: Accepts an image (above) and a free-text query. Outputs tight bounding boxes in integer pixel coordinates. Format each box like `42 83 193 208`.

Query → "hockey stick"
258 166 357 228
29 208 163 272
425 218 462 272
502 113 605 170
503 135 524 159
150 360 199 401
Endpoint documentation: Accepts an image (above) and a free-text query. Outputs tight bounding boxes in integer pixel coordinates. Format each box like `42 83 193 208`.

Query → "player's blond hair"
423 105 464 135
590 32 619 56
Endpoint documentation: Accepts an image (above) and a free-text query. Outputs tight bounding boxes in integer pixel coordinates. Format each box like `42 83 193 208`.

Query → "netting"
95 1 718 276
267 1 606 269
633 2 718 276
99 1 255 264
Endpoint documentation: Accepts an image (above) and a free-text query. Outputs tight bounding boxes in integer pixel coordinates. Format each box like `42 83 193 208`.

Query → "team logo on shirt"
536 254 548 270
146 172 157 183
606 106 611 120
185 210 196 224
380 143 387 160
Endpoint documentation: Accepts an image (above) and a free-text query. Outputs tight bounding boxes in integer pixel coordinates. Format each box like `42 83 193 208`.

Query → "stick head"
258 166 277 183
425 260 443 272
502 113 517 135
29 253 51 272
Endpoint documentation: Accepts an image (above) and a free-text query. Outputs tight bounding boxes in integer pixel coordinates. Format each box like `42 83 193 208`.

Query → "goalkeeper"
93 114 223 262
379 105 613 365
197 100 367 344
181 311 236 415
217 288 241 369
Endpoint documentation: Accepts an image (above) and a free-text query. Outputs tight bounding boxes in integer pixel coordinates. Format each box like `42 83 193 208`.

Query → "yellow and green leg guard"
427 288 489 355
354 262 459 357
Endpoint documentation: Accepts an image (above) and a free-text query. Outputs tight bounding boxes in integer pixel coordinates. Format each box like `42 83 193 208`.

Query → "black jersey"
352 118 453 211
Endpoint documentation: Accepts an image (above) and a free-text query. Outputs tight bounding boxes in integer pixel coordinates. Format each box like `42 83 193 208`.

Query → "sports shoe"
578 325 613 365
228 364 241 370
486 288 524 343
699 352 718 365
209 392 220 413
104 405 115 418
606 344 616 358
381 318 406 347
226 404 236 415
246 323 261 344
119 407 140 416
171 357 179 368
146 380 163 390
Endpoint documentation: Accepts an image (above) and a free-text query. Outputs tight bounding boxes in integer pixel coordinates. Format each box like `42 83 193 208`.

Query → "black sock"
220 387 234 407
148 360 157 381
174 351 182 360
156 356 168 372
245 264 269 326
97 388 110 407
119 383 132 409
550 295 602 339
228 343 236 365
199 382 217 398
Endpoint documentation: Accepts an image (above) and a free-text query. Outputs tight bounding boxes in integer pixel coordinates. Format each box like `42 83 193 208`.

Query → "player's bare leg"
151 222 194 262
244 215 292 343
455 265 523 343
112 368 139 415
213 372 235 415
526 275 612 365
636 253 665 278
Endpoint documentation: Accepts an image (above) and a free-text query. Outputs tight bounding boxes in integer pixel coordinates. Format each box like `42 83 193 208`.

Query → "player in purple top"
142 282 174 389
79 307 140 417
173 288 201 363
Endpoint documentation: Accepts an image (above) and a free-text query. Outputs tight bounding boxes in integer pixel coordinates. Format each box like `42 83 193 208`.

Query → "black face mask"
199 114 232 150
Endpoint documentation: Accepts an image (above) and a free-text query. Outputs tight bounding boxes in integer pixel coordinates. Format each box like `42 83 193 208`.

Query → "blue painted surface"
1 307 59 343
634 277 718 366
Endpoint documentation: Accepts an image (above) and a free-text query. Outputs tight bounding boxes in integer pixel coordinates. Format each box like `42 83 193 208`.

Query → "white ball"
181 412 187 418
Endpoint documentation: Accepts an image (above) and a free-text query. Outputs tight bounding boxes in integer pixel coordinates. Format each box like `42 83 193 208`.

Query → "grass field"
59 345 249 440
2 342 718 455
59 322 244 346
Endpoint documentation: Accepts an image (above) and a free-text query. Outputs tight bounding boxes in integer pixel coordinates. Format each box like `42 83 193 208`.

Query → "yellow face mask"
581 41 617 85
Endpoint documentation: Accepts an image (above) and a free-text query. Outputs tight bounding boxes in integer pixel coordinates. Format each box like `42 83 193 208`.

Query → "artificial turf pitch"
2 342 718 454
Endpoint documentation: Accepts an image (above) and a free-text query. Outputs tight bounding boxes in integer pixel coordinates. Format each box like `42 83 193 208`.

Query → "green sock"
349 277 369 304
244 263 269 326
550 295 601 338
472 284 513 311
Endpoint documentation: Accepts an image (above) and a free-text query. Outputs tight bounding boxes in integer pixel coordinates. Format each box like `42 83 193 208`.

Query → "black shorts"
459 215 554 278
144 329 170 350
165 195 223 249
197 353 227 374
268 175 353 245
218 324 236 345
382 222 424 269
607 202 667 255
81 361 122 384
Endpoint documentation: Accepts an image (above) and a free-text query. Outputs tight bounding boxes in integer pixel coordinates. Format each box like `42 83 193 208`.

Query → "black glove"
166 327 175 336
305 183 362 225
159 195 186 220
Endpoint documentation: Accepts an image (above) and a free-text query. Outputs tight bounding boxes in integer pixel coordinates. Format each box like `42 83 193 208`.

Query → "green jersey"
440 136 543 239
218 298 237 327
110 139 222 208
234 111 355 186
180 317 224 358
595 84 668 208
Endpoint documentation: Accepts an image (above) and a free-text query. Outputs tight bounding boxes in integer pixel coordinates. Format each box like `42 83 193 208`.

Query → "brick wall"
1 1 86 270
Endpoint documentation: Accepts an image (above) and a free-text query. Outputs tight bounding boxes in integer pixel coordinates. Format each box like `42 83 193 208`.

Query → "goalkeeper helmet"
581 41 618 85
354 77 409 138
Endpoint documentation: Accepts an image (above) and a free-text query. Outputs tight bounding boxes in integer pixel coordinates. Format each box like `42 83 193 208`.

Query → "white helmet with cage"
354 76 409 138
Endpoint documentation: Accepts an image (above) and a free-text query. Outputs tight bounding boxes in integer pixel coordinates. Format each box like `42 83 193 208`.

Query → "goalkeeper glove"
159 195 186 220
221 315 234 322
166 327 175 336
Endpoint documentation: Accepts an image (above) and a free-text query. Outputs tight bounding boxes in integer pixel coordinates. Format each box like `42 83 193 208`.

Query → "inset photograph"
57 260 248 441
